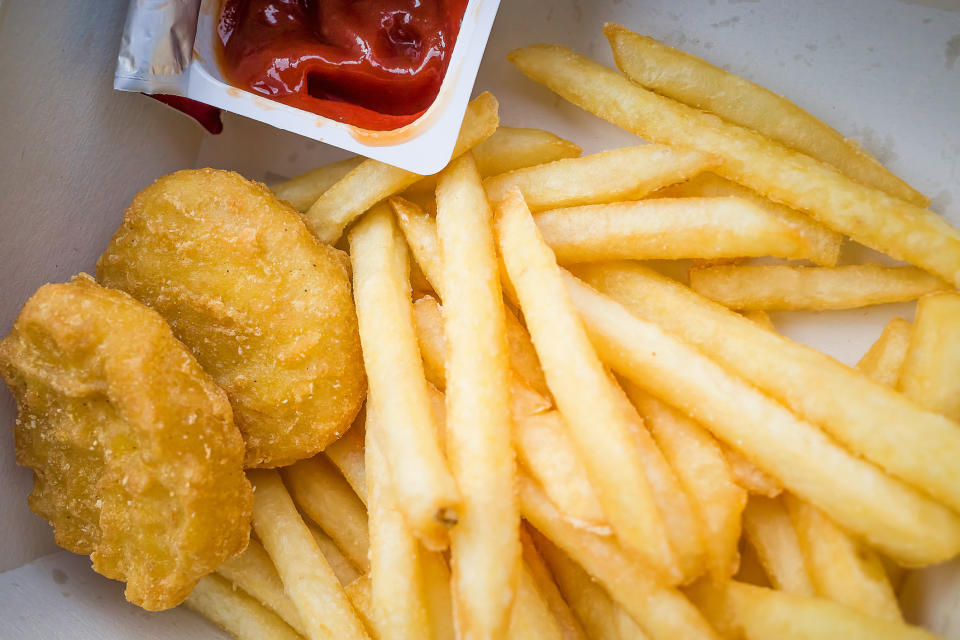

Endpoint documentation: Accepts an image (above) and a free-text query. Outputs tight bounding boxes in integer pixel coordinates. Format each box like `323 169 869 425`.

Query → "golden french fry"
563 267 960 566
574 261 960 522
306 93 499 243
437 153 519 640
420 552 456 640
783 494 902 622
349 206 459 549
626 384 746 583
856 317 912 387
519 476 719 640
185 574 303 640
508 45 960 286
726 581 938 640
344 576 379 640
742 496 815 596
308 523 362 586
719 442 782 498
741 309 776 332
392 197 445 295
496 189 678 582
271 157 364 212
604 24 927 206
899 292 960 421
324 415 368 505
503 306 551 399
689 264 950 311
536 197 810 263
683 578 741 640
653 172 842 267
736 537 772 588
520 527 589 640
283 455 370 573
248 469 369 640
507 563 567 640
412 296 448 389
485 144 717 212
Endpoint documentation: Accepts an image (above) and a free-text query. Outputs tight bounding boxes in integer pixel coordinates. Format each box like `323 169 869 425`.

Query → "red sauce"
216 0 469 131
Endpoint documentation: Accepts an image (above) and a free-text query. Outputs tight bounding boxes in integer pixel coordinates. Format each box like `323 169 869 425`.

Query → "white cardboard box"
1 0 958 637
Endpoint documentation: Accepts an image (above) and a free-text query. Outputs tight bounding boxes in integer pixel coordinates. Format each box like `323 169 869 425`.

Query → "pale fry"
563 268 960 566
283 455 371 572
308 524 362 586
653 172 842 267
535 197 809 263
520 526 589 640
306 92 499 243
437 153 519 640
185 574 303 640
495 189 678 582
899 292 960 422
248 469 368 640
783 494 902 622
508 45 960 286
575 261 960 519
604 23 927 206
349 206 459 549
689 264 950 311
856 317 912 388
742 496 815 596
485 144 718 212
324 416 368 505
271 157 364 212
720 442 782 498
507 563 567 640
393 197 446 296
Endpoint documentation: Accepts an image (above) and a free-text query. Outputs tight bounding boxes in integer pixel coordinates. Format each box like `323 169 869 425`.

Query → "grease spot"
930 189 953 212
52 569 68 585
805 43 818 51
712 16 741 28
946 34 960 70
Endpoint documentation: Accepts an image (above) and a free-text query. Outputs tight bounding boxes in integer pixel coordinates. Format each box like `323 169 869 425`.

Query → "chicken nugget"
0 274 252 611
97 169 366 467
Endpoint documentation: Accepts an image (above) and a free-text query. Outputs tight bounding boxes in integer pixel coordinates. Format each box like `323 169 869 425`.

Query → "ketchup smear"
217 0 469 131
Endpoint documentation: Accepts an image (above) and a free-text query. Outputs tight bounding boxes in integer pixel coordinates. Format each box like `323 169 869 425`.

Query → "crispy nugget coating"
97 169 366 467
0 274 252 610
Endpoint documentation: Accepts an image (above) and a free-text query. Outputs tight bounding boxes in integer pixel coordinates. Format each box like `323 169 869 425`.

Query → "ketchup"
217 0 469 131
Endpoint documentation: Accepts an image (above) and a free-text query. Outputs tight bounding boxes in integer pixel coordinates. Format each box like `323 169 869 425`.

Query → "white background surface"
0 0 958 637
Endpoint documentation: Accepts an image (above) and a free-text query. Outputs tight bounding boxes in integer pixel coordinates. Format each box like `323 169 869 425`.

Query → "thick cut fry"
306 93 499 243
520 476 719 640
185 575 303 640
653 172 842 266
627 385 746 583
720 443 782 497
575 261 960 520
520 527 589 640
856 317 912 387
742 497 815 596
563 268 960 566
689 264 950 311
324 416 368 505
783 494 902 622
308 524 362 585
283 455 370 572
485 144 717 212
437 153 519 640
507 564 567 640
349 206 459 549
604 24 926 206
508 45 960 286
536 197 810 263
899 292 960 422
272 157 364 212
726 581 938 640
496 190 677 582
248 469 368 640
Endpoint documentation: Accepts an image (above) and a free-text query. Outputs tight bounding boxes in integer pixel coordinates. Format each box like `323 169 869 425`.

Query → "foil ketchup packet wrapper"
114 0 500 174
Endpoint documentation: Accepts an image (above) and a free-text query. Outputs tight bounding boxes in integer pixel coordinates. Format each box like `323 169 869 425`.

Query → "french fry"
344 576 379 640
736 537 772 588
507 563 567 640
689 264 950 311
503 305 551 399
742 496 815 596
626 383 746 583
306 92 499 243
563 267 960 566
508 45 960 287
349 205 459 550
283 455 371 572
420 552 456 640
392 197 445 296
484 144 718 212
783 494 902 622
725 581 938 640
574 261 960 522
271 157 364 212
185 574 303 640
324 415 368 505
683 578 742 640
741 309 776 332
899 292 960 422
519 476 719 640
248 469 369 640
308 523 362 586
653 172 842 267
495 189 678 582
719 441 782 498
856 317 912 387
604 23 927 206
412 296 448 389
535 197 810 263
436 153 519 640
520 526 589 640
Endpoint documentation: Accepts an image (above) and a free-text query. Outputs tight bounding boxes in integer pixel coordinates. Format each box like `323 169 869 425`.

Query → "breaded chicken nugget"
97 169 366 467
0 274 252 611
